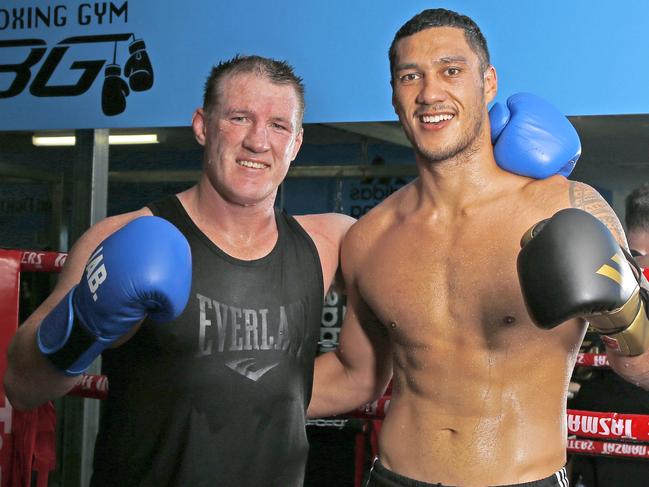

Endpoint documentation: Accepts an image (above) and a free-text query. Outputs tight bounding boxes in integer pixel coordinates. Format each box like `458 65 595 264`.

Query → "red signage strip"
576 353 609 367
567 409 649 441
19 251 67 273
68 374 109 400
568 437 649 459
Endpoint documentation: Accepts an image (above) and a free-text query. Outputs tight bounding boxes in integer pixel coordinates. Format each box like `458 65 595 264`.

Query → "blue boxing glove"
489 92 581 179
37 216 192 375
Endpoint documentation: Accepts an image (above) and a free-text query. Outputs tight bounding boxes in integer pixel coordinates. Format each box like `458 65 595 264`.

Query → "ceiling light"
109 134 159 145
32 133 159 146
32 135 76 146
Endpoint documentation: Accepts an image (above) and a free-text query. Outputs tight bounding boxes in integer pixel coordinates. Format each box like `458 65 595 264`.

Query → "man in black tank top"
5 55 354 487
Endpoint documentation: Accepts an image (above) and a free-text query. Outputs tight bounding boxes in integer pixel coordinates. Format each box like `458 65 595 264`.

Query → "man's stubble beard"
414 110 486 166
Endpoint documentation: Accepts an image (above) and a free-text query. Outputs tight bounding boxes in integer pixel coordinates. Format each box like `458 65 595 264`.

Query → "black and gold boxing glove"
518 208 649 356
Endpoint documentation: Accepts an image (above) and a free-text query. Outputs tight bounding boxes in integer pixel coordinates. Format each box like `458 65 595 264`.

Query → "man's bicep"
336 280 391 383
569 181 628 248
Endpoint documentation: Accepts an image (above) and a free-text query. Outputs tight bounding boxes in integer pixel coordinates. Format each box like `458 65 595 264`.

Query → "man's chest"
357 221 533 344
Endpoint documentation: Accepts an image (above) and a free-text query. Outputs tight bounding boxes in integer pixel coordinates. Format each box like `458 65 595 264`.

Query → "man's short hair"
626 182 649 232
388 8 490 83
203 54 305 126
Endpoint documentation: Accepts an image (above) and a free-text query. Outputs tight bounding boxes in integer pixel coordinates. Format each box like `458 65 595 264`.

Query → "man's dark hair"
203 54 305 126
625 182 649 232
388 8 490 83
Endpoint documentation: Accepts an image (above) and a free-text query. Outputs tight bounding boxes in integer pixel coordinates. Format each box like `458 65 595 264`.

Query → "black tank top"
91 195 324 487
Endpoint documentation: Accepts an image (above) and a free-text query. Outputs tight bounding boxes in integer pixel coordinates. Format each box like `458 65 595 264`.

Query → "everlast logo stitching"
195 293 306 381
224 358 279 382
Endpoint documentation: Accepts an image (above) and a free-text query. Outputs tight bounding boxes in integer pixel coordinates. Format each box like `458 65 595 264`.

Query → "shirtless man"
4 55 354 486
308 8 649 487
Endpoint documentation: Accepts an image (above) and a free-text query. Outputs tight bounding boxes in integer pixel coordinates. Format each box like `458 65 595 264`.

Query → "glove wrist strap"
597 295 649 356
37 288 101 376
46 315 98 375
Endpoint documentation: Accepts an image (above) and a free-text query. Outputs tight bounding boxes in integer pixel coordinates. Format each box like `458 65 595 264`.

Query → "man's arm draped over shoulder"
307 222 393 419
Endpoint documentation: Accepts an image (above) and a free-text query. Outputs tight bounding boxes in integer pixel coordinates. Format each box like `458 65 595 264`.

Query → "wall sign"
2 0 649 130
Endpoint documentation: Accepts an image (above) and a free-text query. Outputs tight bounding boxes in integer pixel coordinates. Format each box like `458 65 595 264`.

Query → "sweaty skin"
309 25 631 486
348 178 622 485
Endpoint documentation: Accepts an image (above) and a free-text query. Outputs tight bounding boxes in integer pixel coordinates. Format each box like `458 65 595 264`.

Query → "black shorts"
366 458 569 487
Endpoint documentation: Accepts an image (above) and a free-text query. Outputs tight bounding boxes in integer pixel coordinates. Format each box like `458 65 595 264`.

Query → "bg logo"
0 33 154 116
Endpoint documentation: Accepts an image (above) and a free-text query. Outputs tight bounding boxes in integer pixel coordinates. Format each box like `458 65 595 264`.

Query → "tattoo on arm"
569 181 627 247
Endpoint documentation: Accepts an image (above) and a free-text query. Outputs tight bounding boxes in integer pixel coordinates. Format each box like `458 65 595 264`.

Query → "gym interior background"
2 0 649 486
1 113 648 487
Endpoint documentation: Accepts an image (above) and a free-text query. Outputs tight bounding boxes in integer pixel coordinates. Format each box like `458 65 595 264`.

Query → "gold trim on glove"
591 291 649 356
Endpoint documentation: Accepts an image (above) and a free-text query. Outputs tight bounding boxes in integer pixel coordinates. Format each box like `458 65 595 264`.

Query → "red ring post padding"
0 249 69 486
0 250 22 486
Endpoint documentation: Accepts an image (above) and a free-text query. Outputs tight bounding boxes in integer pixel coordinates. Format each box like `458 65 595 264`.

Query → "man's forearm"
4 323 79 410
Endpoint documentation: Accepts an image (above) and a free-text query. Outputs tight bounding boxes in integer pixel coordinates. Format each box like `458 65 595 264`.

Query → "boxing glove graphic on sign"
124 38 154 92
101 35 154 116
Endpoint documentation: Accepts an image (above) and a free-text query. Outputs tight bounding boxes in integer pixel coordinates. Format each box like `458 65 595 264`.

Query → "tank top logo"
194 293 307 381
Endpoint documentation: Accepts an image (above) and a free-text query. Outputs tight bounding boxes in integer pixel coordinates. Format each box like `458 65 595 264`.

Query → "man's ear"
192 108 207 146
290 127 304 162
484 65 498 105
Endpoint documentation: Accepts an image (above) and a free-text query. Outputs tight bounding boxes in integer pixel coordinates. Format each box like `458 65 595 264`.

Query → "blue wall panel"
1 0 648 129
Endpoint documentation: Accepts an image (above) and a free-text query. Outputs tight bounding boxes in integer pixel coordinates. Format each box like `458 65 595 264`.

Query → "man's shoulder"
522 173 571 192
73 208 153 257
345 178 411 229
293 212 355 249
522 176 611 212
294 211 355 225
293 212 355 234
519 174 576 209
338 203 397 262
89 208 153 238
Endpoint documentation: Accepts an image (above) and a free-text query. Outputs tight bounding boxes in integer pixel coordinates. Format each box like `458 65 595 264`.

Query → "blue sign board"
1 0 649 130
